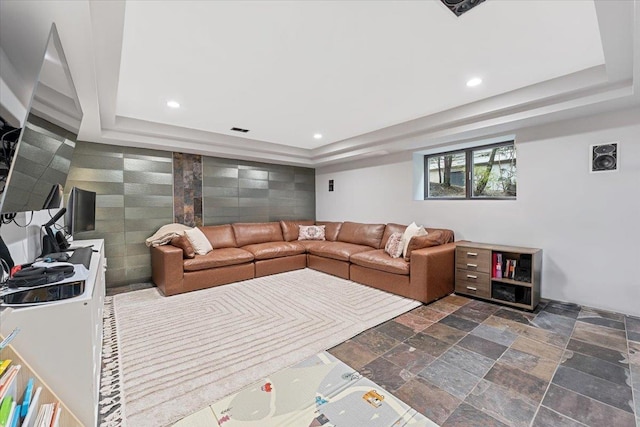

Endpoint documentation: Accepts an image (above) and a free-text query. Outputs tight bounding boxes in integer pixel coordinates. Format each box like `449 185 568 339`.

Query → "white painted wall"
1 210 66 265
316 107 640 317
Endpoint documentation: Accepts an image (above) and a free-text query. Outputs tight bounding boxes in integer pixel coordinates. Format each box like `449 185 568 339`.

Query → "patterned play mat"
175 352 438 427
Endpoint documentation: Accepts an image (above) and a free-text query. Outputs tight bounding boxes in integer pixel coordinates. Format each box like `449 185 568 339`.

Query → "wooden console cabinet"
455 242 541 311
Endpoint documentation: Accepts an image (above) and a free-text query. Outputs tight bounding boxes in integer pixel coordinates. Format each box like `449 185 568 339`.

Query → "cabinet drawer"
456 269 490 285
456 247 491 273
455 280 490 298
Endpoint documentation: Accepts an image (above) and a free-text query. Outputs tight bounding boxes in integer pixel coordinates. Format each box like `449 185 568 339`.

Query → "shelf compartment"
492 282 532 306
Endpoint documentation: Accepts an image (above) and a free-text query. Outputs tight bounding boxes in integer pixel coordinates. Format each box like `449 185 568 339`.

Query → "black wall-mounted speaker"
440 0 486 17
591 143 618 172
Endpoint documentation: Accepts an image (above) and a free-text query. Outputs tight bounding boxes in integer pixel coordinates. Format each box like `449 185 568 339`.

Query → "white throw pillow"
184 227 213 255
401 222 428 259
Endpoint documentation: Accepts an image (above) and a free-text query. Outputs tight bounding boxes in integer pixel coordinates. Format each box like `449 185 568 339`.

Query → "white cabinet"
0 239 105 427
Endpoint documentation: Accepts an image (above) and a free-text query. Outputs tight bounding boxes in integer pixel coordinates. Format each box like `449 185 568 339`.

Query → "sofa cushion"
183 248 254 271
404 229 455 260
307 241 372 262
200 224 238 249
232 222 284 247
280 220 315 241
298 225 325 241
380 223 407 249
336 221 385 249
296 240 326 251
170 235 196 259
185 227 214 255
242 241 306 260
316 221 342 241
350 249 410 275
401 222 427 258
384 232 404 258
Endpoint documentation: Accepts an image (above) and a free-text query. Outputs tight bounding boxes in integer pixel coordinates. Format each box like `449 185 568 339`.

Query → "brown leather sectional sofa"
151 220 455 304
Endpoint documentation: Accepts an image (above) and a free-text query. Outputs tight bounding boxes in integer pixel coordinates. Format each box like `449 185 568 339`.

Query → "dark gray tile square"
439 345 494 378
530 311 577 337
352 330 400 356
566 338 629 367
405 332 452 358
561 349 630 386
418 359 482 400
471 324 518 347
552 366 633 413
484 362 549 403
375 320 416 341
457 334 508 360
440 314 479 332
543 301 581 319
382 343 435 374
442 403 508 427
543 384 636 427
493 308 535 325
533 406 591 427
359 357 413 392
465 380 537 427
453 305 493 323
394 377 461 425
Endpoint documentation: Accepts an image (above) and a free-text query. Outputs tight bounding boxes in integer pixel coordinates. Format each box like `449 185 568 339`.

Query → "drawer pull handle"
466 274 478 279
466 263 478 268
467 252 478 256
466 286 477 291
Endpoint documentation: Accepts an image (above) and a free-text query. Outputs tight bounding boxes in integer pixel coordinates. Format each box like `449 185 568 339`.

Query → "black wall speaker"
440 0 486 17
590 143 618 173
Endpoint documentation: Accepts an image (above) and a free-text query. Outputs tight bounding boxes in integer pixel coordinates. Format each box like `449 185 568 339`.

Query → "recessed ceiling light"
313 133 323 140
466 78 482 87
166 100 180 108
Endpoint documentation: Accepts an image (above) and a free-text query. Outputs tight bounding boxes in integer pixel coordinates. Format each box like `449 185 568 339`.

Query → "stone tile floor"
107 285 639 427
329 295 640 427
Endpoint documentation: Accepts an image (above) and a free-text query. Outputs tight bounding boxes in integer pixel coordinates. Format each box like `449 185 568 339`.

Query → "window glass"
472 144 516 198
426 151 466 198
425 141 516 200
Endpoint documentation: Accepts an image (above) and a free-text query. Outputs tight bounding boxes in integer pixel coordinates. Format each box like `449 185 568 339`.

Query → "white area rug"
104 269 421 427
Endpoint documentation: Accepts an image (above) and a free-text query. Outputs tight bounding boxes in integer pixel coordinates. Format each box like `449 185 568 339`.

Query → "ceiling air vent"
230 127 249 133
440 0 485 17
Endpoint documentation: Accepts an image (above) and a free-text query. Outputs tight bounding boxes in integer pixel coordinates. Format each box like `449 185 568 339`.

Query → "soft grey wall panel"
66 142 173 287
67 144 313 288
203 157 315 225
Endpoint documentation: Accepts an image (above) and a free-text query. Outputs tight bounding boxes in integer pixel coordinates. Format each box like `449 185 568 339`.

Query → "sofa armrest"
409 241 456 304
151 245 184 296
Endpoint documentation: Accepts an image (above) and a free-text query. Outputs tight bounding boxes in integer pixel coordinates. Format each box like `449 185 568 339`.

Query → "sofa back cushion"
233 222 284 247
280 220 315 241
316 221 343 241
200 224 238 249
337 221 385 249
404 228 455 260
380 223 407 249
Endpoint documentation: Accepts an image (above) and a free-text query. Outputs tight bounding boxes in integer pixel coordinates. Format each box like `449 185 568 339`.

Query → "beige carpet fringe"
107 269 421 426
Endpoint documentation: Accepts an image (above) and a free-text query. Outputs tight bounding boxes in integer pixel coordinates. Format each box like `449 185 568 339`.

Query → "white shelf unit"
0 239 106 427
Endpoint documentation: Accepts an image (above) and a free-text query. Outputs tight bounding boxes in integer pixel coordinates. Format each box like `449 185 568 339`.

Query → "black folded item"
7 264 75 288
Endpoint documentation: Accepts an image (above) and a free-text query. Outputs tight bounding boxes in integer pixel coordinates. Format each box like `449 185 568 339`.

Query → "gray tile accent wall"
66 143 314 288
203 157 315 225
66 142 173 287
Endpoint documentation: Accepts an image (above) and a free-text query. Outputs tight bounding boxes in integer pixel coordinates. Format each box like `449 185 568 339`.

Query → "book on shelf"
0 365 21 401
21 386 41 427
0 360 11 377
494 253 503 278
9 404 19 427
0 396 13 427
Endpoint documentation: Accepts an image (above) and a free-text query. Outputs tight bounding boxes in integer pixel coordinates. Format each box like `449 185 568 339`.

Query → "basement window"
424 141 516 199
